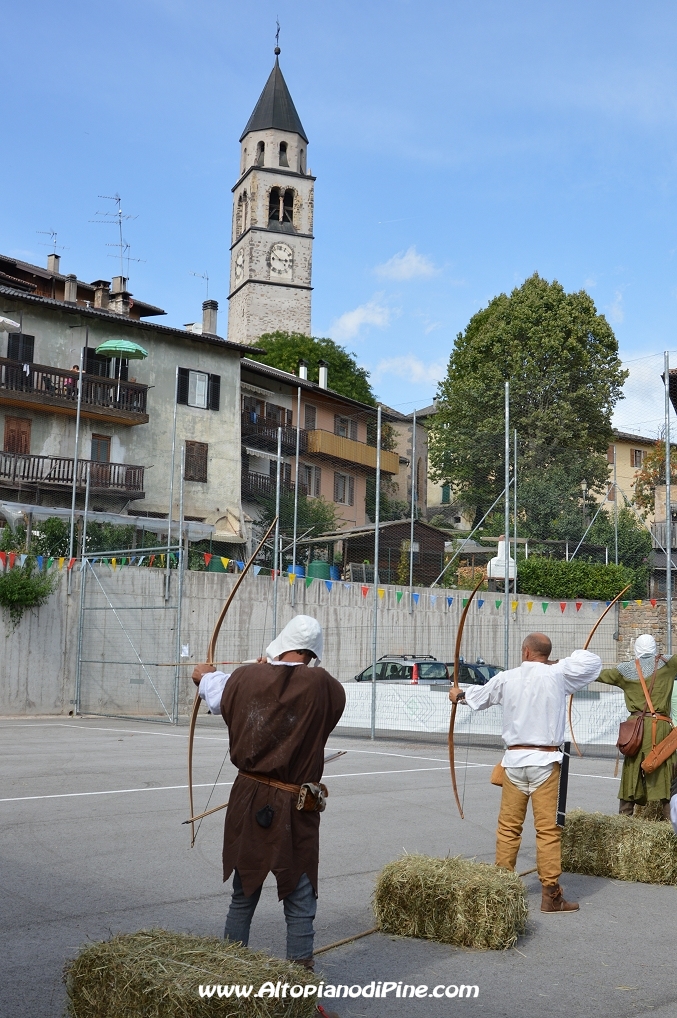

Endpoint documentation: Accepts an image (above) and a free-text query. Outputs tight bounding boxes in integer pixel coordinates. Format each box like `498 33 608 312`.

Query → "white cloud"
330 295 391 341
606 290 624 325
372 355 447 386
375 246 438 281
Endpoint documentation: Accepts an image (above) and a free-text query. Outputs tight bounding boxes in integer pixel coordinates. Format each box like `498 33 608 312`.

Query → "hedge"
516 558 636 601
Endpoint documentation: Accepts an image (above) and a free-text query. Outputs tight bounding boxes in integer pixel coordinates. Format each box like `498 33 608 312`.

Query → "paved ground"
1 715 676 1018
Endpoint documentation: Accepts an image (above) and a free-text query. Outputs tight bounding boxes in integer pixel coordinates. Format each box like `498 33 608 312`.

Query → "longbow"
449 576 485 818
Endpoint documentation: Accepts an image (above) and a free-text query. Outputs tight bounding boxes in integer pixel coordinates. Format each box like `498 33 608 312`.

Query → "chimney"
92 280 110 310
318 359 328 389
202 299 218 336
64 273 78 303
47 253 61 274
111 276 128 294
298 359 308 380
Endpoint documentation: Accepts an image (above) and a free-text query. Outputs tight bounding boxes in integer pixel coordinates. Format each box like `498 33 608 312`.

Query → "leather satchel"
642 726 677 774
490 763 504 786
616 661 658 757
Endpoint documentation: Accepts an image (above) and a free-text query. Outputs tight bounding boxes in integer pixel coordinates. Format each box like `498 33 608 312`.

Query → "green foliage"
249 331 376 405
34 517 70 557
255 490 338 562
85 523 136 554
365 476 410 523
428 274 627 525
634 441 677 513
0 560 58 630
516 558 638 600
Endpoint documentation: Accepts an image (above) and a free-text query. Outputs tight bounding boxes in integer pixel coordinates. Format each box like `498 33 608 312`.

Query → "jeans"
224 870 317 960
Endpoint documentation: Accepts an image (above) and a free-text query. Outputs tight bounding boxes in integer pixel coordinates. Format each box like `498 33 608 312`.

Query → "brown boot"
541 883 579 913
293 956 314 971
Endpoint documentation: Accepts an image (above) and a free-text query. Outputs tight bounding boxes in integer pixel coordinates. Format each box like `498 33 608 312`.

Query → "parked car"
353 654 450 685
446 660 502 685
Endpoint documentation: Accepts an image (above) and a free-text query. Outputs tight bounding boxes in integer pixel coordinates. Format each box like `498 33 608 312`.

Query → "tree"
428 274 627 529
633 441 677 514
255 490 338 566
248 331 376 405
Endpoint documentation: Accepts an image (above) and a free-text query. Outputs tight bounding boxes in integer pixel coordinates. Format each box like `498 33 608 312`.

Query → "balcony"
0 359 149 426
242 470 307 501
0 453 145 499
241 411 306 455
306 430 400 474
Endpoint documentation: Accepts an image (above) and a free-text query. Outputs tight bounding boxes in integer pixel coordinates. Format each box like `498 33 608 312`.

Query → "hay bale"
64 929 319 1018
634 801 667 822
373 854 528 950
562 809 677 885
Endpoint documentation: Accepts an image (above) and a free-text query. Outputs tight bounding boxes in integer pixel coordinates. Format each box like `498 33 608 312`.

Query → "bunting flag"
325 580 333 592
220 557 230 570
446 596 453 607
67 558 76 571
9 553 15 569
378 588 385 599
605 600 611 607
635 599 643 606
20 554 27 568
511 600 518 612
591 601 599 612
121 557 128 566
361 585 369 597
559 602 566 613
651 599 657 607
477 598 484 608
412 592 420 605
306 577 313 588
575 602 582 612
160 554 165 566
204 553 212 566
288 572 295 585
622 600 629 609
137 556 145 566
111 558 117 570
343 583 352 590
542 602 549 613
101 558 109 567
130 556 136 565
236 560 245 570
430 595 437 606
396 591 403 603
37 555 44 571
47 557 53 569
149 555 155 568
526 601 533 612
0 552 6 569
253 565 261 575
495 599 502 610
462 598 469 608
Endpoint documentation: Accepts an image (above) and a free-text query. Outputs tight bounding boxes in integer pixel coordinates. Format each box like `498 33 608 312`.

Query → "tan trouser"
496 763 561 886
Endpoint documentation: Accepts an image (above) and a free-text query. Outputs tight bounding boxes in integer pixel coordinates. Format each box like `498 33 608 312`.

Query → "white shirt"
197 660 306 715
463 649 602 767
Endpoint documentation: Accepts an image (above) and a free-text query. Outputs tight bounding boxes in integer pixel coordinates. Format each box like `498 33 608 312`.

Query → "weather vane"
275 18 280 54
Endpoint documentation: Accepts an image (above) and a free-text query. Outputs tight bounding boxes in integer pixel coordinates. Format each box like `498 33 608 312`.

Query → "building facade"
227 52 313 346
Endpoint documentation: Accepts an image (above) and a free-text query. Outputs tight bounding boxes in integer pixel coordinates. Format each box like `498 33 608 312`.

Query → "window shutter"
348 475 355 506
7 334 19 361
208 373 221 411
185 441 208 482
630 448 635 466
314 467 321 497
350 420 358 441
284 462 292 485
304 405 316 430
607 445 615 464
286 409 293 427
334 472 340 502
8 334 35 362
177 367 189 405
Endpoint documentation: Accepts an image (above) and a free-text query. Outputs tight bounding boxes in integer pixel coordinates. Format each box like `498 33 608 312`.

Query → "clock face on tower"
234 249 245 283
269 242 293 280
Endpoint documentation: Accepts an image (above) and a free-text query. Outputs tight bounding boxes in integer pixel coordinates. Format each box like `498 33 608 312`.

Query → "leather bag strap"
635 660 658 716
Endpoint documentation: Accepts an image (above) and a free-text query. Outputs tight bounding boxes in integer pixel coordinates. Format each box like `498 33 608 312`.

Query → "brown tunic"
220 661 345 899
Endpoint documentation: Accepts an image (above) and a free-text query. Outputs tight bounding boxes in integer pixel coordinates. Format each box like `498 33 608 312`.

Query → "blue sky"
2 1 677 433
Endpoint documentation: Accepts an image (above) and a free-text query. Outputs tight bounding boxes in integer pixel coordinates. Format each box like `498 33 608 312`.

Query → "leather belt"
629 711 672 724
239 771 302 795
507 744 560 751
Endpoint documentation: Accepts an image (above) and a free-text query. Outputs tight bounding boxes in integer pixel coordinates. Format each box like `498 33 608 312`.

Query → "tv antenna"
108 241 145 279
90 194 138 278
190 270 210 299
37 229 67 254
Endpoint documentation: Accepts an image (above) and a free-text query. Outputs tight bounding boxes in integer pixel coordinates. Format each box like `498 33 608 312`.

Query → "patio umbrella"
95 339 148 403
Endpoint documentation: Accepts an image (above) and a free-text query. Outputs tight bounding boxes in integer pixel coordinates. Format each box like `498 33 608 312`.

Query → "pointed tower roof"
240 54 308 143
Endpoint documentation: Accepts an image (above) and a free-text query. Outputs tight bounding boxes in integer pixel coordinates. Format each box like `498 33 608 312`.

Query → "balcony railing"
0 359 149 423
242 470 307 500
241 412 306 455
0 453 145 496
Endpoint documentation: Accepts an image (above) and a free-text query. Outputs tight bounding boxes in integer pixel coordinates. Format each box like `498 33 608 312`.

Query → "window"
85 347 111 377
7 333 34 363
304 404 317 430
303 464 321 497
256 140 265 165
91 435 110 462
185 441 208 482
243 395 264 420
266 403 284 425
441 483 451 505
3 416 30 454
269 459 291 486
299 148 306 173
631 448 646 469
268 186 294 226
334 415 358 441
236 191 248 236
334 471 354 506
177 368 220 411
279 141 289 166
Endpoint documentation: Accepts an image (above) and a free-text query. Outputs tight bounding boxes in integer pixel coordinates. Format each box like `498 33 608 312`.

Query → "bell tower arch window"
299 148 306 173
279 141 289 167
256 140 265 165
268 187 295 227
236 191 249 236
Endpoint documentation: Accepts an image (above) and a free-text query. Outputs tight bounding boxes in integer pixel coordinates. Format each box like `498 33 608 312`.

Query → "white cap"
634 634 657 659
266 615 323 663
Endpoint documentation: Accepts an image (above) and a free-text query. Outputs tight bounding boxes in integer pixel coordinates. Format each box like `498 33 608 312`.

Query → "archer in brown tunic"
221 657 345 899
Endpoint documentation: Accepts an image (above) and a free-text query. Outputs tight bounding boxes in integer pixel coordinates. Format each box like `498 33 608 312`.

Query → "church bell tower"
227 46 314 345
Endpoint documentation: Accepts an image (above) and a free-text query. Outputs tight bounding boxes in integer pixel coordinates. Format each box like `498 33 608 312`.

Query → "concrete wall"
0 566 632 717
